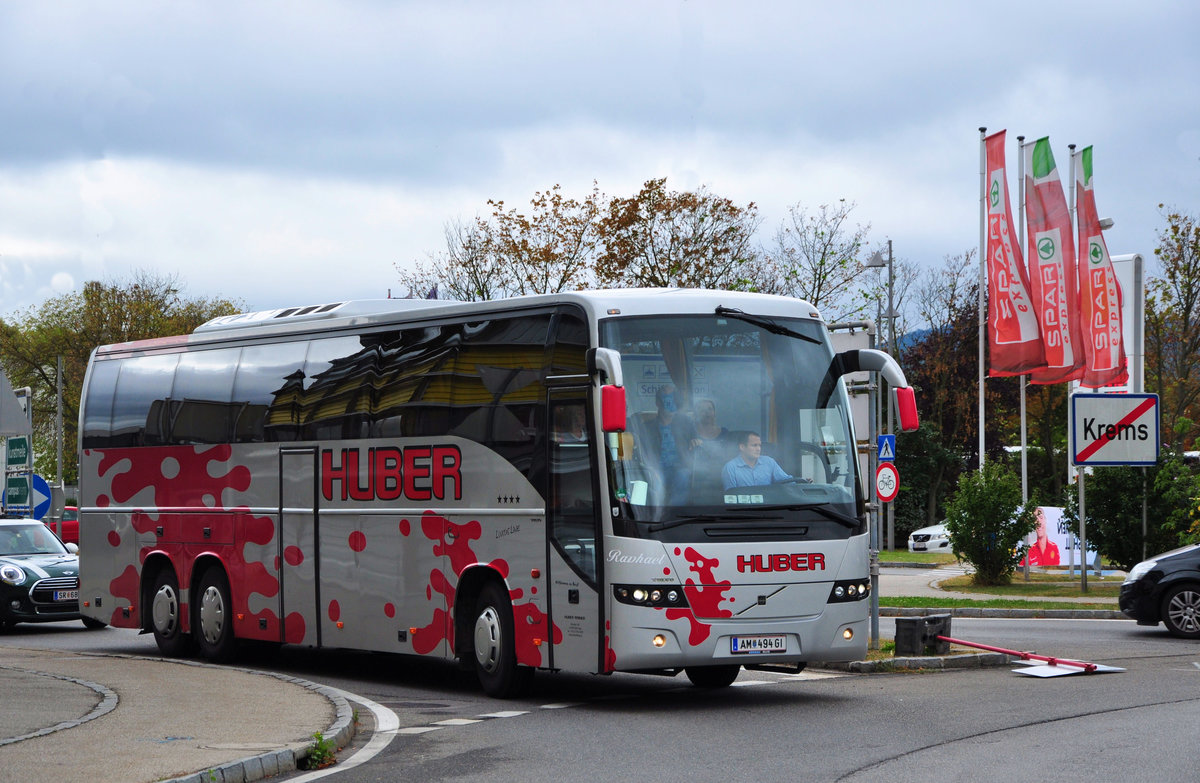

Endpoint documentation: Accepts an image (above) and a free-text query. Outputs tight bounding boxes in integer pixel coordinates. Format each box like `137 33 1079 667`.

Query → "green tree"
943 461 1035 585
1146 207 1200 449
0 272 240 484
595 178 762 289
1062 451 1200 570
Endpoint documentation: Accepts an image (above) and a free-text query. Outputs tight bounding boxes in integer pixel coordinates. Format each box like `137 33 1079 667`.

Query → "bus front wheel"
685 664 741 688
150 569 193 657
472 581 532 698
194 567 237 662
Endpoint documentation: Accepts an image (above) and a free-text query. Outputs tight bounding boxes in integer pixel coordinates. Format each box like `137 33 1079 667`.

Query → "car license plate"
730 635 787 654
913 543 926 551
54 590 79 601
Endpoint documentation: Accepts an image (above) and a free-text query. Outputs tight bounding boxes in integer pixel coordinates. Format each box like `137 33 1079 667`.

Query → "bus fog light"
650 589 662 602
834 586 845 598
652 634 666 648
632 589 648 603
842 628 854 640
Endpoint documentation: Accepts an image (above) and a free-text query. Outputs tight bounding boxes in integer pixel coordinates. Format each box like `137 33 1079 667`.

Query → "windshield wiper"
715 306 821 345
647 511 784 533
754 503 862 529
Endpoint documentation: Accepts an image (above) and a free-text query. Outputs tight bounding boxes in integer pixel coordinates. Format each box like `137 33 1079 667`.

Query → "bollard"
894 613 952 656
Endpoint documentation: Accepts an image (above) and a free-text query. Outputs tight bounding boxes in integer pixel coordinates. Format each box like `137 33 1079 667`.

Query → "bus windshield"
601 313 861 543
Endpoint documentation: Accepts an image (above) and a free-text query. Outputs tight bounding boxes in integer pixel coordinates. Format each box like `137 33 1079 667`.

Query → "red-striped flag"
1024 137 1084 384
1074 146 1127 388
985 130 1045 376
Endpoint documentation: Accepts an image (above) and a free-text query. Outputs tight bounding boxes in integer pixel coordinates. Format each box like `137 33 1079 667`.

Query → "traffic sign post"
875 462 900 503
1071 393 1160 467
877 434 895 462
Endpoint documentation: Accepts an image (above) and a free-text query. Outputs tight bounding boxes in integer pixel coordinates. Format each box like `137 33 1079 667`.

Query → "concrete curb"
0 665 118 746
20 651 359 783
881 606 1126 620
160 663 356 783
818 652 1015 673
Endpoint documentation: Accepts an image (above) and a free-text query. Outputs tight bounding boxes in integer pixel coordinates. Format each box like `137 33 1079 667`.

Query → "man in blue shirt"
722 431 792 489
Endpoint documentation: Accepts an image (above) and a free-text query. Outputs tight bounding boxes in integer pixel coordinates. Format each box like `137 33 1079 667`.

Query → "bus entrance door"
279 448 319 647
546 394 604 673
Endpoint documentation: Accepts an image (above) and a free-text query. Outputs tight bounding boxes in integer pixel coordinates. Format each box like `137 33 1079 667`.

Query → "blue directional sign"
31 474 52 520
877 434 896 462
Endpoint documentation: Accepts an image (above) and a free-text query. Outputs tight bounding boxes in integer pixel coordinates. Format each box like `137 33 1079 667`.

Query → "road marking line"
397 726 445 735
478 710 529 718
283 686 401 782
433 718 482 726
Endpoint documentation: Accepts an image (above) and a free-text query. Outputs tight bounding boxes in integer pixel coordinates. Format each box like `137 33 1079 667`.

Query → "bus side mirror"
895 386 919 432
601 385 626 432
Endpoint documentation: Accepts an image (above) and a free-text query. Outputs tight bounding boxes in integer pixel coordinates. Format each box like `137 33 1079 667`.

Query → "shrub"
944 462 1035 585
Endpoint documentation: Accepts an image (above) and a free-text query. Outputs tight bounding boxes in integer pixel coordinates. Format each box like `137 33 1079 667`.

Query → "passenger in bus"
640 385 699 504
722 431 793 489
554 405 588 443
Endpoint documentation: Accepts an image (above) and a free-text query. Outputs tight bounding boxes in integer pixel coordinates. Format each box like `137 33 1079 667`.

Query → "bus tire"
81 616 108 630
150 569 193 657
472 581 533 698
685 664 741 688
194 566 237 662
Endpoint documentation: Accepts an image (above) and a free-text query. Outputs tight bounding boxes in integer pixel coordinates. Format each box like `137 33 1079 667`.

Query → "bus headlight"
827 579 870 603
614 584 689 608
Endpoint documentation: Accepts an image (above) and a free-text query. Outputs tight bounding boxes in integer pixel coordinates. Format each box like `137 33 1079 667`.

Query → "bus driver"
722 431 793 489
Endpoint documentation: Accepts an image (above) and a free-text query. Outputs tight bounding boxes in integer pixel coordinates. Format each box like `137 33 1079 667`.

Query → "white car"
908 523 951 553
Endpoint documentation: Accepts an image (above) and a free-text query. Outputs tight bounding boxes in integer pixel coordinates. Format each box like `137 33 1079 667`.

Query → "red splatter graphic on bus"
284 546 304 566
665 546 732 645
407 511 558 668
399 518 411 536
604 620 617 673
348 531 366 552
284 613 306 644
107 531 120 547
384 602 395 618
411 565 455 654
328 599 341 622
509 586 560 666
94 446 282 640
107 565 141 626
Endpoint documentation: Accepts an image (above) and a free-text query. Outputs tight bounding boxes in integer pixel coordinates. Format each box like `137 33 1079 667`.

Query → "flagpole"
1017 134 1030 582
978 126 988 470
1017 134 1029 504
1069 142 1087 594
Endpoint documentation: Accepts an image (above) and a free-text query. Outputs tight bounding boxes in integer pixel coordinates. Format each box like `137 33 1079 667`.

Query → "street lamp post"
866 240 896 549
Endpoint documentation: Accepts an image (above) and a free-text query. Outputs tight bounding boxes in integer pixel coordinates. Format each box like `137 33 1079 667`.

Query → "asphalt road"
4 615 1195 783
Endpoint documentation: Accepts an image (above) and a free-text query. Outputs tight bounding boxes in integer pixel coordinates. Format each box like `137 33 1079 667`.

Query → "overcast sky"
2 1 1197 320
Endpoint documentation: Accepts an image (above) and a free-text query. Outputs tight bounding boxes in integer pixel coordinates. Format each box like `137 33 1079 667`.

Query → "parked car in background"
1120 543 1200 639
43 506 80 546
908 523 951 553
0 518 104 630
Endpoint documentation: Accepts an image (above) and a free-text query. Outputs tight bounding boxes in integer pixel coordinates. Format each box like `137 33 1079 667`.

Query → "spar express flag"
1024 137 1084 384
1075 146 1128 388
985 130 1045 376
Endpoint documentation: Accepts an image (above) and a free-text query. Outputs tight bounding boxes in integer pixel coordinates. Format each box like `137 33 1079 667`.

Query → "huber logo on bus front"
1071 393 1160 466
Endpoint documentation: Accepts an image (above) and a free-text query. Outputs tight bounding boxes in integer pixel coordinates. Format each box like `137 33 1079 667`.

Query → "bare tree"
764 200 875 321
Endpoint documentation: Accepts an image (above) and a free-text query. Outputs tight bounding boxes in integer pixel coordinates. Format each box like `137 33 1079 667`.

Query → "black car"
1119 543 1200 639
0 518 104 630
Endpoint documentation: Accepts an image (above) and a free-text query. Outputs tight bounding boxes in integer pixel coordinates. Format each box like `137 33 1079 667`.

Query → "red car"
44 506 79 546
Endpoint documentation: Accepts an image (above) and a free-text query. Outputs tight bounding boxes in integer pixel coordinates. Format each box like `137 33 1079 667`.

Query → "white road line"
478 710 529 718
283 686 401 781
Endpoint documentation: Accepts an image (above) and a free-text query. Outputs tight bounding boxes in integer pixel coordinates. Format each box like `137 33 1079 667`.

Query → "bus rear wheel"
472 581 532 698
150 569 193 657
685 664 741 688
194 566 237 662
